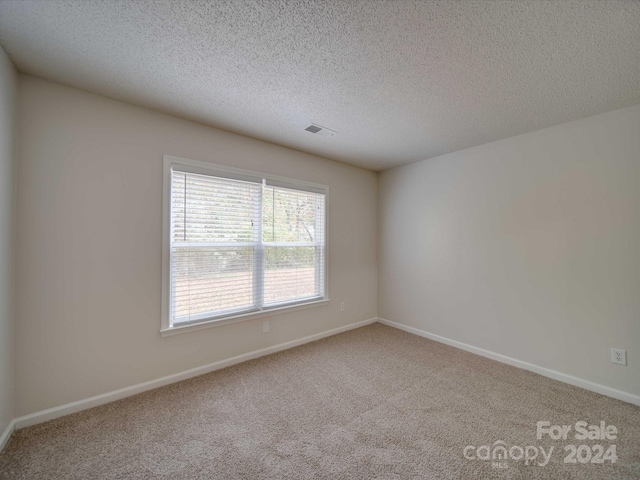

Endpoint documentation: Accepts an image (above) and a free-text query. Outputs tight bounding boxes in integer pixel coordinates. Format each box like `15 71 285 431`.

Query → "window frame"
161 155 329 336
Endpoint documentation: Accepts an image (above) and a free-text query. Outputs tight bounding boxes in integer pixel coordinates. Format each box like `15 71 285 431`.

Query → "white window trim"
161 155 330 336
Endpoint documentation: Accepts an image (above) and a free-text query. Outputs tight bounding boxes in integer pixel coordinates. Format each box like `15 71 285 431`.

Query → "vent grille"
304 124 336 137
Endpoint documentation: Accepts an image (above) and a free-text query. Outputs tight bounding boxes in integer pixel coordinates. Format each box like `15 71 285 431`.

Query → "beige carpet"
1 323 639 479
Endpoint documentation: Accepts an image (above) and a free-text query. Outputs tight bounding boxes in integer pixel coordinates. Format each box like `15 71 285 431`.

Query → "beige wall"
12 71 640 419
15 75 378 416
0 46 17 434
379 104 640 397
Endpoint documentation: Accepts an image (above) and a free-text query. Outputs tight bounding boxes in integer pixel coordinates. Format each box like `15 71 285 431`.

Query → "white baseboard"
377 317 640 407
12 317 377 430
0 419 16 452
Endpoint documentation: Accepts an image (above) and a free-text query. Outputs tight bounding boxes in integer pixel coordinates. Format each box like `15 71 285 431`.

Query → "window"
162 156 327 333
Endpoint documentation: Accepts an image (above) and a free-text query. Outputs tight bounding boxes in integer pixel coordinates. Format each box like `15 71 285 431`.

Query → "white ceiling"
1 1 639 171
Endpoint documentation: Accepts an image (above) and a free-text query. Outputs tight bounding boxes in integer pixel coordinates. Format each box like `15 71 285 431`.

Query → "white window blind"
262 184 326 306
166 161 327 328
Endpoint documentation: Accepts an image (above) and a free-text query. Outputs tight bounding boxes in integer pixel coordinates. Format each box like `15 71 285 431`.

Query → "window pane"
263 246 323 304
262 186 325 244
172 171 261 244
172 246 255 322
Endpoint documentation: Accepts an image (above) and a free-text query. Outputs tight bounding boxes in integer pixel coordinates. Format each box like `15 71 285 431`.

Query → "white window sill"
160 298 330 337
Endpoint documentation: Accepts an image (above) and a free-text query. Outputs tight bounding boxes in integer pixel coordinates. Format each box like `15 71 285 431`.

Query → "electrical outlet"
611 348 626 366
262 321 269 333
340 302 345 312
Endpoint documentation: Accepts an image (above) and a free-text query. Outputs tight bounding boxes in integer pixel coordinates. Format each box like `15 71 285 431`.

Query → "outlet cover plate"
611 348 627 366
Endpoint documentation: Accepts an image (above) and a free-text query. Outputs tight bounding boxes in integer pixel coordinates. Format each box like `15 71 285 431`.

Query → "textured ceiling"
1 0 639 171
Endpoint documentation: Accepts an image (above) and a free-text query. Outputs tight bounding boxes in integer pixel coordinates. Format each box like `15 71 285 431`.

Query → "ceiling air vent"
304 123 336 137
